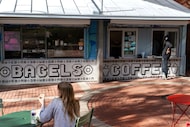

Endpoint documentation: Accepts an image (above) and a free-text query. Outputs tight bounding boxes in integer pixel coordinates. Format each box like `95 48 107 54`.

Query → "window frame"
108 28 138 58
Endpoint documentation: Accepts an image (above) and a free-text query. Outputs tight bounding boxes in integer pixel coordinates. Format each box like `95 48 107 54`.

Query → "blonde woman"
38 82 80 127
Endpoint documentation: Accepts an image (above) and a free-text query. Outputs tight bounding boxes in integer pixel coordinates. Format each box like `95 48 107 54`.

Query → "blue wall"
0 27 2 61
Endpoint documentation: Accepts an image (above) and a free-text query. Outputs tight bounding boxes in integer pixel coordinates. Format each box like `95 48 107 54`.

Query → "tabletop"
0 110 37 127
167 94 190 105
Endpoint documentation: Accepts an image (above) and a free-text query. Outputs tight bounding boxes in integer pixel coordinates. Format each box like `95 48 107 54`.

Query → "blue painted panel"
0 33 1 41
88 20 97 59
0 32 2 61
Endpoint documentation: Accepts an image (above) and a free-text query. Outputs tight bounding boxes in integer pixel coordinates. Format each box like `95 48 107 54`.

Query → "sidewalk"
1 77 190 127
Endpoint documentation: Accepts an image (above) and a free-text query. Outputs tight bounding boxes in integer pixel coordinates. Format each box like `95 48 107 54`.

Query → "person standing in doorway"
162 35 172 79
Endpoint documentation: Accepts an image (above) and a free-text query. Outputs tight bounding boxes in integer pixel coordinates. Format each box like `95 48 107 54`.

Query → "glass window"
46 27 84 58
123 31 136 57
109 29 137 58
3 25 85 59
22 26 46 58
4 25 21 59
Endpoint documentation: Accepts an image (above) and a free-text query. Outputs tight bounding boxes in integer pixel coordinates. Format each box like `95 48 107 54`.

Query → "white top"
39 98 76 127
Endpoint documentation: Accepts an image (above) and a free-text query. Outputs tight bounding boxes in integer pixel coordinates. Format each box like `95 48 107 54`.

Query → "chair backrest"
0 98 4 116
75 108 94 127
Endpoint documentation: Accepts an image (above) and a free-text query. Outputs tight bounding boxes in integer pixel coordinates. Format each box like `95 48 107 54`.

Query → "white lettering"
12 65 23 78
37 65 47 77
24 65 35 78
60 64 71 77
72 64 82 77
152 63 161 75
141 63 151 75
111 64 120 76
131 63 140 75
121 64 130 76
48 64 59 77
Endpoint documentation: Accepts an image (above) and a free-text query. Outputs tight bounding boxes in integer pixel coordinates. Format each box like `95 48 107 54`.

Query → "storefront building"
104 24 182 81
174 0 190 76
0 0 190 85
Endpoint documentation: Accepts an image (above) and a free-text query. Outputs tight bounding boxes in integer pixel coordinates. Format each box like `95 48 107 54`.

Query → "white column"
97 20 104 83
179 25 187 76
0 26 3 61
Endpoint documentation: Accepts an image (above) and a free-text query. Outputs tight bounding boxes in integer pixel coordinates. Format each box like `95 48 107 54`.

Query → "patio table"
167 94 190 127
0 110 37 127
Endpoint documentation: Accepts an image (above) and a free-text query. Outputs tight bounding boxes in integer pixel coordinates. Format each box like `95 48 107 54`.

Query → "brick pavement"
1 77 190 127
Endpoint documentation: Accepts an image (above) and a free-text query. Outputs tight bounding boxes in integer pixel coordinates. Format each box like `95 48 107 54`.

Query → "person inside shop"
36 82 80 127
161 35 172 80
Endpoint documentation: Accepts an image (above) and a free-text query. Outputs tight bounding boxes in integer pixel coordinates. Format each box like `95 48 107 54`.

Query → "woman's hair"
58 82 80 121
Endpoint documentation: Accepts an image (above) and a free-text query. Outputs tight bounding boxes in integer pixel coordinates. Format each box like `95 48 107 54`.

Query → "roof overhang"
110 19 189 25
0 13 189 26
1 0 190 24
0 17 90 25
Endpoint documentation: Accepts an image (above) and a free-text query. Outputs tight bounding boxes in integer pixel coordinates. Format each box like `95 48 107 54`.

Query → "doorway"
109 31 122 58
152 31 164 56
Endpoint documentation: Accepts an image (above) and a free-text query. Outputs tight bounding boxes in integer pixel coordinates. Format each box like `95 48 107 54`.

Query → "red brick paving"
1 77 190 127
0 83 84 127
88 77 190 127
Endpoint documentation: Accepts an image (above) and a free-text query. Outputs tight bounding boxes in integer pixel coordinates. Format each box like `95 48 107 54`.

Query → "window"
46 27 84 58
22 26 46 58
152 29 179 56
109 29 137 58
3 25 85 59
123 31 136 57
4 25 21 59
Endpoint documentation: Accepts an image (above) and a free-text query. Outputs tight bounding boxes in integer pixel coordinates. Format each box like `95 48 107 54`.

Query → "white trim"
111 20 189 25
0 18 90 25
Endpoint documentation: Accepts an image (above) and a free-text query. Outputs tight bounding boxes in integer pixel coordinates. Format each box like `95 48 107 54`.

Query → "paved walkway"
1 77 190 127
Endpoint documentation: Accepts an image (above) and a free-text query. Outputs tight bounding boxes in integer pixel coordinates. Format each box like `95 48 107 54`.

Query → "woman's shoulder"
51 98 62 103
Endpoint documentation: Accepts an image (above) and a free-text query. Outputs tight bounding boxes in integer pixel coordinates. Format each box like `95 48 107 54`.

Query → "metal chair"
75 108 94 127
0 98 4 116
